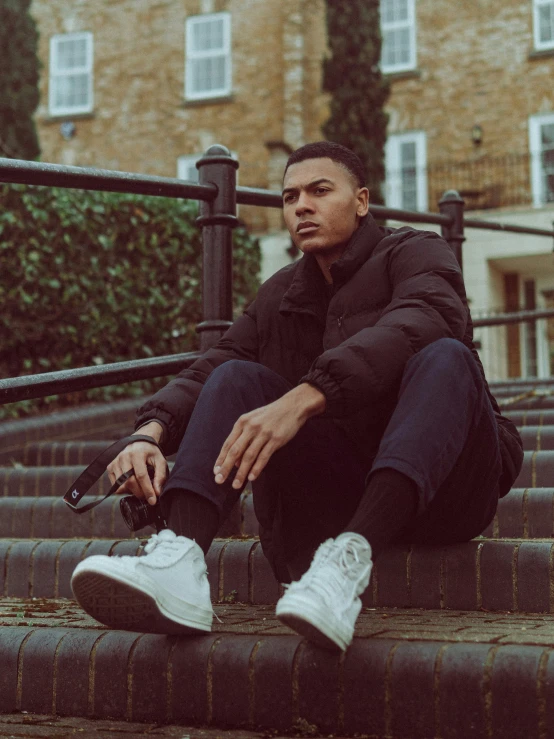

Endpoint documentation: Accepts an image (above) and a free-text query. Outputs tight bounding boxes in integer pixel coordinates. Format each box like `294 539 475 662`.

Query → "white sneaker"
71 529 213 634
275 532 372 651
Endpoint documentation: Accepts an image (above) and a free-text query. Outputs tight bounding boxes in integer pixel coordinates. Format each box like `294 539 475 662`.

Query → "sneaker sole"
276 596 349 652
71 569 212 635
277 612 344 651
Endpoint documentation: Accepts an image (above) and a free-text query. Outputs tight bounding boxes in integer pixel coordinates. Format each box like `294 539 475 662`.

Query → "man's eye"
284 194 296 204
315 188 328 194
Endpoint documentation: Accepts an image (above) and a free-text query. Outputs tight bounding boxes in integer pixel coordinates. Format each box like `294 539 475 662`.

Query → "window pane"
191 56 226 93
381 0 409 24
383 27 411 66
56 38 87 71
191 18 224 52
54 73 89 108
540 123 554 203
400 141 417 210
538 3 554 43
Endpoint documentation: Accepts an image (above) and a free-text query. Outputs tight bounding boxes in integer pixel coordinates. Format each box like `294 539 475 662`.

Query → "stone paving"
0 713 294 738
3 597 554 648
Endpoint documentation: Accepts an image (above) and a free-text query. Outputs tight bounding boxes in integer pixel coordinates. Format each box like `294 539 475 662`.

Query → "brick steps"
499 395 554 410
0 463 176 497
1 391 554 735
505 408 554 425
23 441 116 466
1 487 554 542
2 535 554 614
0 399 139 466
22 440 179 466
0 492 256 540
2 601 554 737
0 446 552 498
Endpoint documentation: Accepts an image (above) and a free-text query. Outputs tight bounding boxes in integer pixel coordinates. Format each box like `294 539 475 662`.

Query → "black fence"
1 144 554 405
388 152 554 213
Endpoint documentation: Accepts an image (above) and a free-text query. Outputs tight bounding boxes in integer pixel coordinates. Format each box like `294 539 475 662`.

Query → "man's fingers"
232 438 267 489
247 442 277 481
214 423 243 473
133 459 157 504
153 461 169 497
214 439 245 483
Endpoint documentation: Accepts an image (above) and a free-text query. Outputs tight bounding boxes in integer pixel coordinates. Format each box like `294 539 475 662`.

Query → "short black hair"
284 141 366 189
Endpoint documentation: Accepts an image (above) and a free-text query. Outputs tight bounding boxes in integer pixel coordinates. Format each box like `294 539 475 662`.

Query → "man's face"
282 157 369 256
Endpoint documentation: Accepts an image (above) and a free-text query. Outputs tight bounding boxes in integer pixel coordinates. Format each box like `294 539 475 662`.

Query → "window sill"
528 46 554 60
383 68 421 82
182 94 235 107
41 111 96 124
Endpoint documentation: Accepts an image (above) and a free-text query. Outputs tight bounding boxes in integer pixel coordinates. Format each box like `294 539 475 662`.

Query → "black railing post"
439 189 465 273
195 145 239 350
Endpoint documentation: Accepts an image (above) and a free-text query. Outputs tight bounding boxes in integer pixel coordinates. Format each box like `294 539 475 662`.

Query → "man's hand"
213 383 326 490
107 421 168 506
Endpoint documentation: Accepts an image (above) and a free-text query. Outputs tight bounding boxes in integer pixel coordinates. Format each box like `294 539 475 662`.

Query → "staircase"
1 388 554 738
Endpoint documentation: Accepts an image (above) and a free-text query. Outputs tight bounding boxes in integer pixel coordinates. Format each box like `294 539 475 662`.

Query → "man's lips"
297 222 319 234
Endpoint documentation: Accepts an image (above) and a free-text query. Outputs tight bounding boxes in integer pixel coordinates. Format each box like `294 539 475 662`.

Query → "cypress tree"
0 0 41 160
322 0 390 205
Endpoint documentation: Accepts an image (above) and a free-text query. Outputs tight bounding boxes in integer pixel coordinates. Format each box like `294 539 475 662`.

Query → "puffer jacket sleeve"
301 230 468 417
135 303 259 455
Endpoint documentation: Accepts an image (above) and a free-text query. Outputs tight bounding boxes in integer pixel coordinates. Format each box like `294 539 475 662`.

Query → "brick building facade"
29 0 554 378
30 0 328 233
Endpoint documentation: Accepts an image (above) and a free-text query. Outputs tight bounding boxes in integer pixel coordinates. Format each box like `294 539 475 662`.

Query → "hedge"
0 184 261 419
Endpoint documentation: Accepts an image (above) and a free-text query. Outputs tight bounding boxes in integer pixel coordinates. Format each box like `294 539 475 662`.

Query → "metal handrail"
2 148 554 406
4 157 553 236
464 218 554 238
473 308 554 327
0 352 201 405
0 157 217 201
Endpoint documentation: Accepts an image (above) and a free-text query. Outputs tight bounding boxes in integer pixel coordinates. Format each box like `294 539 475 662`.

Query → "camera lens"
120 496 153 531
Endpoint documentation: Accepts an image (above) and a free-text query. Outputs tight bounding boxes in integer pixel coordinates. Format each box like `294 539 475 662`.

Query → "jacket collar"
279 215 384 317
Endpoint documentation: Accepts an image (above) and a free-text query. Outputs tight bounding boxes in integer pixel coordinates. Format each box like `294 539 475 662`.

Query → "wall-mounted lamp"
60 121 76 141
471 124 483 146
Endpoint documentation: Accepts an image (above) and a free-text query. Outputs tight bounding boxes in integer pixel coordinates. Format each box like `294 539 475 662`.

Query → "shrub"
0 184 261 418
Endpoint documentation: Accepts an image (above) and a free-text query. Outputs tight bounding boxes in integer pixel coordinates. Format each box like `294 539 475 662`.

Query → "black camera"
119 464 168 533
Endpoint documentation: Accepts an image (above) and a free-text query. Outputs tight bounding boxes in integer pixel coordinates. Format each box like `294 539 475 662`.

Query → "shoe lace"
134 532 197 569
284 537 365 605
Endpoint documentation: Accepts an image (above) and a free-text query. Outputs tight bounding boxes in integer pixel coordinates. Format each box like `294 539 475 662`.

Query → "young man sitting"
71 142 523 652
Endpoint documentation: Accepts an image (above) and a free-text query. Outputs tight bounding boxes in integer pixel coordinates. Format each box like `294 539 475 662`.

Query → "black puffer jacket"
136 215 523 500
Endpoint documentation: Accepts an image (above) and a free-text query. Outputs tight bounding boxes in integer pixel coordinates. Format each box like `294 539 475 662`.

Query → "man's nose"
295 192 314 215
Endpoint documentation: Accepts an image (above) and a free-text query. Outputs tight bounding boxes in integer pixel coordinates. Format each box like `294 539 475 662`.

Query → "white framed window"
177 151 238 182
385 132 428 212
49 32 93 116
178 155 202 183
380 0 417 73
533 0 554 50
185 13 232 101
529 113 554 207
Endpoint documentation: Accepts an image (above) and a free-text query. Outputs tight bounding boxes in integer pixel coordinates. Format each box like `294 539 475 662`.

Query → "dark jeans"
162 338 501 564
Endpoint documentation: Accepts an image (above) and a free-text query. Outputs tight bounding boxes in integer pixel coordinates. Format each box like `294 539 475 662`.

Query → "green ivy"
322 0 390 206
0 184 261 419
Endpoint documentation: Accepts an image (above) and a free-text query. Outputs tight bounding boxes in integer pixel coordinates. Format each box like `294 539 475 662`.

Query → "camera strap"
63 434 162 514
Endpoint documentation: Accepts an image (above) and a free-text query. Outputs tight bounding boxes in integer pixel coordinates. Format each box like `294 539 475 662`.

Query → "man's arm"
302 230 469 418
135 308 260 455
109 305 260 503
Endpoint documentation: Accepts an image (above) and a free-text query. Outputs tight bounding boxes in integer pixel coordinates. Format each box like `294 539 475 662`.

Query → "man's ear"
356 187 370 217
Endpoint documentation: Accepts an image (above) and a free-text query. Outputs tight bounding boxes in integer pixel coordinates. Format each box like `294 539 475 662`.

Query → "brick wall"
31 0 327 232
387 0 554 163
30 0 554 227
